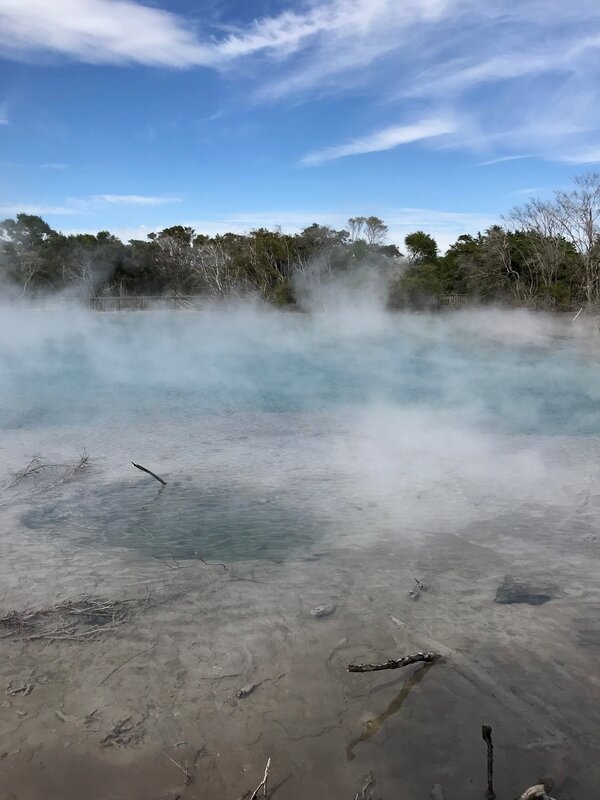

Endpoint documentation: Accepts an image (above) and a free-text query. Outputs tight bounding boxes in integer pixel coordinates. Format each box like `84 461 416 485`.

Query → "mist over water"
1 304 598 434
1 301 598 563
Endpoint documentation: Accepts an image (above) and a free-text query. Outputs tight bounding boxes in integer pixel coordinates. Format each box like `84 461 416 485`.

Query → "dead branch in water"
153 550 229 574
0 595 147 642
131 461 167 485
518 784 556 800
482 725 496 800
9 456 47 485
98 646 155 686
7 451 88 488
354 772 377 800
348 651 441 673
62 449 89 480
162 752 193 786
250 757 271 800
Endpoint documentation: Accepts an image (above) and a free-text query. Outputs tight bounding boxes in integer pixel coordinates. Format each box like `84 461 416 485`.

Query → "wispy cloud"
302 117 455 165
0 194 182 216
1 0 600 166
0 202 79 215
93 194 182 206
555 146 600 165
0 0 214 68
0 0 440 68
476 155 536 167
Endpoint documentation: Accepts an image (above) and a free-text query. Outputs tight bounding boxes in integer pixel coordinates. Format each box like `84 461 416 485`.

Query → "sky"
0 0 599 252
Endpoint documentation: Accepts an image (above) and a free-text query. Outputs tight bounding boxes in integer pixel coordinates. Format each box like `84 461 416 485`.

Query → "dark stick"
131 462 167 486
347 651 441 673
482 725 496 800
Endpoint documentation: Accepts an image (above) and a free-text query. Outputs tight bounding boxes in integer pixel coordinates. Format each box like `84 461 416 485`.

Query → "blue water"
1 308 599 434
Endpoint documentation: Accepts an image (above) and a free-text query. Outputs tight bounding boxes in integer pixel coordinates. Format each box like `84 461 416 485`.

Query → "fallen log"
347 651 441 673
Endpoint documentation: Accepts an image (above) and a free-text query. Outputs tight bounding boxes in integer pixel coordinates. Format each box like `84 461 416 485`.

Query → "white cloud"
555 147 600 164
0 0 214 67
0 0 450 68
0 203 79 215
93 194 182 206
0 194 182 217
302 117 456 165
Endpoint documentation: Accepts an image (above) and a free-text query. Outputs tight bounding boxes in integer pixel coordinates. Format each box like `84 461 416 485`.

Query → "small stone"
310 604 336 618
236 683 258 699
431 784 445 800
408 589 420 601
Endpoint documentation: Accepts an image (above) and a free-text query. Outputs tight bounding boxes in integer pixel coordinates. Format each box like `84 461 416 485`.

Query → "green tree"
404 231 438 264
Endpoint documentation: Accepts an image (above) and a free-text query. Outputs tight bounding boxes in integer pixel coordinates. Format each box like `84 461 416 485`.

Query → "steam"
1 296 598 551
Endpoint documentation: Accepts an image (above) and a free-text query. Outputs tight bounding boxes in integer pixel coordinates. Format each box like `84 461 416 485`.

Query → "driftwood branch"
162 752 193 785
347 651 441 673
519 787 555 800
131 462 167 486
250 757 271 800
482 725 496 800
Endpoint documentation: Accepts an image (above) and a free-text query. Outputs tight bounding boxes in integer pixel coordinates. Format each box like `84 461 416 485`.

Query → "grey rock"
236 683 259 699
310 603 336 618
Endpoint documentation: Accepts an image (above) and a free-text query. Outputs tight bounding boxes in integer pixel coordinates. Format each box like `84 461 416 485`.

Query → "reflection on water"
346 663 436 761
20 477 319 561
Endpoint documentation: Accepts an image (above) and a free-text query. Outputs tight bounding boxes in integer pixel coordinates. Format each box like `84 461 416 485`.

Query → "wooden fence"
30 295 205 312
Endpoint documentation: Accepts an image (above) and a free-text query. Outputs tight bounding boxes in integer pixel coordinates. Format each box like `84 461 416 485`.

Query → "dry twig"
9 456 47 486
98 646 154 686
162 753 193 785
249 757 271 800
62 449 89 480
354 772 376 800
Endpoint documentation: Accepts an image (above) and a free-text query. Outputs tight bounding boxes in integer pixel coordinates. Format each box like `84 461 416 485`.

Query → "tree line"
1 174 599 310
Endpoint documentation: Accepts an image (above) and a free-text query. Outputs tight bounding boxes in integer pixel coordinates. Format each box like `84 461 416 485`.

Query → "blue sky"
1 0 599 251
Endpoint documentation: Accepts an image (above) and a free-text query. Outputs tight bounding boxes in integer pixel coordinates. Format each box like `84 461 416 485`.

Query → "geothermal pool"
0 305 599 800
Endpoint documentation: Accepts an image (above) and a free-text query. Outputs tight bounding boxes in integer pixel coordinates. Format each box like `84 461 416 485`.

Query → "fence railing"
29 295 206 312
439 294 469 306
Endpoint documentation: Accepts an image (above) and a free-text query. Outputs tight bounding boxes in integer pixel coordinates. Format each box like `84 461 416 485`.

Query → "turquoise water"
1 308 598 434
